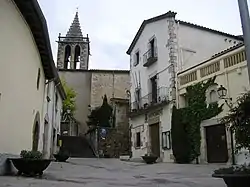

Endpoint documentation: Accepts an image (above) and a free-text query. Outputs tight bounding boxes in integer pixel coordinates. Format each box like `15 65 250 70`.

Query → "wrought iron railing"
143 47 158 66
131 87 169 111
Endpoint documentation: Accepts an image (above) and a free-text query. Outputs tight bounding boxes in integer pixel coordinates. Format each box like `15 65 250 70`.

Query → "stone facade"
59 70 130 135
57 12 90 70
90 70 130 108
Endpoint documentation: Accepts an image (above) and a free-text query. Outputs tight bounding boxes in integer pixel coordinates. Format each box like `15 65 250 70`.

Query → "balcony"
130 87 169 117
143 47 158 67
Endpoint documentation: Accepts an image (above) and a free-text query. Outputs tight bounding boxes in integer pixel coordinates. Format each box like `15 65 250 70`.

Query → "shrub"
20 150 43 160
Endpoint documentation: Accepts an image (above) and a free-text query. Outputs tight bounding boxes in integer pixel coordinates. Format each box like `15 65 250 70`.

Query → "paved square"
0 158 226 187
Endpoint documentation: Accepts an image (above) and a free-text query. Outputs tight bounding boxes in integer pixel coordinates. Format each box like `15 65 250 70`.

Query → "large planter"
10 158 52 176
53 154 69 162
142 155 158 164
212 173 250 187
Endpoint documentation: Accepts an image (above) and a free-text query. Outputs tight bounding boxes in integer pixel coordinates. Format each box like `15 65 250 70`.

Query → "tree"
221 91 250 153
86 94 113 128
171 106 191 163
61 78 77 115
98 95 113 127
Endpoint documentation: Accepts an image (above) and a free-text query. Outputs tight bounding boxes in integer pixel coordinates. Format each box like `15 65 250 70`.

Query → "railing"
131 87 169 111
143 47 158 67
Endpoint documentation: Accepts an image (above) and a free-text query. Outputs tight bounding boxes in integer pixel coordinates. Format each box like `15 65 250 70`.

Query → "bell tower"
57 11 90 70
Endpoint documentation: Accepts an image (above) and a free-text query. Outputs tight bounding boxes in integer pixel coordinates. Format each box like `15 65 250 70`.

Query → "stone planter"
141 155 158 164
53 154 69 162
212 173 250 187
10 158 52 176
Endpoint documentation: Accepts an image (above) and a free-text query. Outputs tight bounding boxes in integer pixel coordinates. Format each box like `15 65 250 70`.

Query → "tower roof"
66 11 83 38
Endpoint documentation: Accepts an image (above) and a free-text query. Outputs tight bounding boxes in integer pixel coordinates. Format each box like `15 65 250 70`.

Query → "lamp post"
66 109 71 136
126 90 132 157
217 85 236 165
237 0 250 81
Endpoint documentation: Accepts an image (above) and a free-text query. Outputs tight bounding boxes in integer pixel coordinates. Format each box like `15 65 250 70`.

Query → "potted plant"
142 153 158 164
212 91 250 187
53 147 70 162
10 150 52 176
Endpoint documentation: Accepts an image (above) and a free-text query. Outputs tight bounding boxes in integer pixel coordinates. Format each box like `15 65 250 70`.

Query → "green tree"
221 91 250 153
61 78 77 115
86 94 113 128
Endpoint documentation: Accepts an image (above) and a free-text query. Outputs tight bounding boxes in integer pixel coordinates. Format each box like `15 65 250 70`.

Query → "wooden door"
206 124 228 163
150 123 160 157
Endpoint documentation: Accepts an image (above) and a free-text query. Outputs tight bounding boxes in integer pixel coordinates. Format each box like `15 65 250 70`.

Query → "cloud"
38 0 244 70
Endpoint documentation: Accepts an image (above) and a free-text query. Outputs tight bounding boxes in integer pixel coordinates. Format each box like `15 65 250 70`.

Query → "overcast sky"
38 0 248 70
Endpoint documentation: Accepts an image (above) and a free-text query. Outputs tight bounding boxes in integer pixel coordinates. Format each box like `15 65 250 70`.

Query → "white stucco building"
0 0 66 174
127 11 243 162
178 43 250 164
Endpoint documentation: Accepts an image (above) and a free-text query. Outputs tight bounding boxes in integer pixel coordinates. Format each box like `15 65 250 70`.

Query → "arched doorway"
32 112 40 151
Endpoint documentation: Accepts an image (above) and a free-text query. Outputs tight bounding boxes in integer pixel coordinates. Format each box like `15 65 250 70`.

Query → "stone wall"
59 70 91 134
90 70 130 108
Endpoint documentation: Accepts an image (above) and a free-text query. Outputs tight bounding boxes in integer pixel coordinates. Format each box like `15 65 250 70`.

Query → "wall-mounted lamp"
217 85 233 108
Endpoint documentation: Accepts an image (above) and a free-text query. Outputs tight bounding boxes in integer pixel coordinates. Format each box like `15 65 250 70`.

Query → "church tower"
57 11 90 70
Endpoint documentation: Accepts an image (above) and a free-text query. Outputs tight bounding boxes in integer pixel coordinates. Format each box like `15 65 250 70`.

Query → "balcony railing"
143 47 158 67
131 87 169 113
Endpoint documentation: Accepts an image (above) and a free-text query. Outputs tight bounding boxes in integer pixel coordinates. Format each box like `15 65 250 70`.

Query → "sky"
37 0 248 70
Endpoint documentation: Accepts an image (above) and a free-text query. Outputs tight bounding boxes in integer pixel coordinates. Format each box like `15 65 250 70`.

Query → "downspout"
112 70 115 127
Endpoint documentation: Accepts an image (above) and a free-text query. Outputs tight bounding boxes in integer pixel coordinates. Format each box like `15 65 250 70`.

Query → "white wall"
129 18 242 104
160 104 173 162
0 0 46 154
178 46 250 164
130 115 147 159
130 19 171 103
177 23 242 71
42 81 64 158
129 15 242 163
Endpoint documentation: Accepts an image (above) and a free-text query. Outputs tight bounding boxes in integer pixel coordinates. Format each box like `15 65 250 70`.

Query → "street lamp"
217 85 233 108
217 85 227 98
217 85 236 165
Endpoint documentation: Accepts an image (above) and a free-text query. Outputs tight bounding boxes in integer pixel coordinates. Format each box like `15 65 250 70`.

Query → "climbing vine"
172 77 223 163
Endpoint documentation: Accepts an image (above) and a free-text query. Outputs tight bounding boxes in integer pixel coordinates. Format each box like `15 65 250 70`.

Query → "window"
209 90 218 103
136 132 141 148
180 71 197 86
134 51 140 66
36 68 41 90
224 50 246 68
135 88 141 109
162 131 171 150
206 85 219 104
55 93 58 113
150 75 158 103
150 38 155 58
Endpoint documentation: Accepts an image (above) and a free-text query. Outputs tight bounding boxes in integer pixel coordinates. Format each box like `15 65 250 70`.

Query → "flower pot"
142 155 158 164
53 154 69 162
212 173 250 187
10 158 52 176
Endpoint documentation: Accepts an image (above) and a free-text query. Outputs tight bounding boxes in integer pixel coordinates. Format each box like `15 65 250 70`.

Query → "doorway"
150 76 157 104
32 112 40 151
149 123 160 157
43 121 49 156
206 124 228 163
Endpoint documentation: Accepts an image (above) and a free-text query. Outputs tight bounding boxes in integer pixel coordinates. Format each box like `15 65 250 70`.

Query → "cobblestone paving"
0 158 226 187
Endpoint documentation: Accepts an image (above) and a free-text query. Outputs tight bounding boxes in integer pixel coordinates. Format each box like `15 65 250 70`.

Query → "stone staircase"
59 136 96 158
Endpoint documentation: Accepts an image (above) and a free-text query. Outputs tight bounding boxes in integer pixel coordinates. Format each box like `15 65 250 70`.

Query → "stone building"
57 12 130 135
127 11 243 163
177 43 250 164
0 0 66 174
